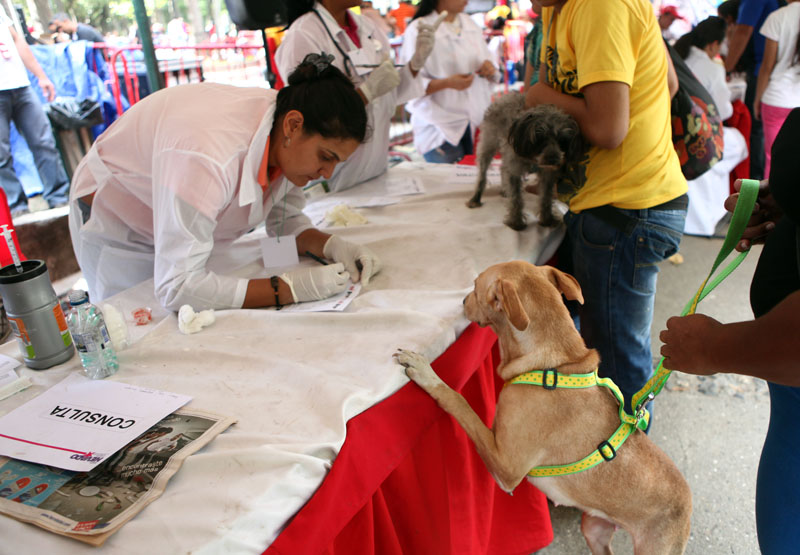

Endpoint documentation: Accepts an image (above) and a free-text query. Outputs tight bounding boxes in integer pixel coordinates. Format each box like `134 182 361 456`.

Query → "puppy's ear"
566 131 588 164
490 278 530 331
545 267 584 304
508 113 537 159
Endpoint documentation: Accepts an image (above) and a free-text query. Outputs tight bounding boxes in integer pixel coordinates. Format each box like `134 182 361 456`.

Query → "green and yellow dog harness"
507 368 649 478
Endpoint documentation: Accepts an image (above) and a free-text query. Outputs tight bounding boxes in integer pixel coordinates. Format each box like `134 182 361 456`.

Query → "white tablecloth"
0 161 563 553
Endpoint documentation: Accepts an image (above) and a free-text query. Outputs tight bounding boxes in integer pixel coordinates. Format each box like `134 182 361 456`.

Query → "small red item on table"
132 307 152 325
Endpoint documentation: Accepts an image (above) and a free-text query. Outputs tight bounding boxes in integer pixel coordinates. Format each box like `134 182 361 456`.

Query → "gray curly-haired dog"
467 92 587 230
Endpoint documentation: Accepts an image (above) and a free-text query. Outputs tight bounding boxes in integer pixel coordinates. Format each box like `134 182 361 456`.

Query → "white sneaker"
27 196 50 212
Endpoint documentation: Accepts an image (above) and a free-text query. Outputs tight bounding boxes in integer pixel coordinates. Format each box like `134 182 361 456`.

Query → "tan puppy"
394 261 691 554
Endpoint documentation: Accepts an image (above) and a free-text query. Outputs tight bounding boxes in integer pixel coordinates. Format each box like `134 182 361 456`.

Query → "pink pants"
761 103 794 179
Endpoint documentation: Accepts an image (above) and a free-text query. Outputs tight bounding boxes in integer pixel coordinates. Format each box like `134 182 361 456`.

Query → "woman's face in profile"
281 132 360 188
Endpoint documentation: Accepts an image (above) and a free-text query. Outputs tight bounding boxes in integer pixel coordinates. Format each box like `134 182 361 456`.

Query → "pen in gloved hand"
305 251 329 265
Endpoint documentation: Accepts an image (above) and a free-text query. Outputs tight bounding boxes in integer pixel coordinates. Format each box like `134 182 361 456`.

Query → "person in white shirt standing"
68 54 381 310
755 0 800 179
276 0 437 192
399 0 498 164
0 6 69 215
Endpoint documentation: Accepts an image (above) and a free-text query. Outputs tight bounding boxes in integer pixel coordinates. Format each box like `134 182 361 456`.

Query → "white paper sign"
0 374 191 471
261 235 299 270
279 282 361 313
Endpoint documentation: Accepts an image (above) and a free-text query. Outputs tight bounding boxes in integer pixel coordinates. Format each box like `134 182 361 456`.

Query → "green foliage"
39 0 228 35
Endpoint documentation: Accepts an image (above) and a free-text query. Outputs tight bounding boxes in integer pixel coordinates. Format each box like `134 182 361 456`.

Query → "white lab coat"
68 83 313 310
275 3 423 192
399 12 496 156
685 46 733 121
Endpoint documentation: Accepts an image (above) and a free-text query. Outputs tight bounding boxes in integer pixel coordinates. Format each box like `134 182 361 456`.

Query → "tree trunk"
30 0 52 29
207 0 225 41
186 0 205 44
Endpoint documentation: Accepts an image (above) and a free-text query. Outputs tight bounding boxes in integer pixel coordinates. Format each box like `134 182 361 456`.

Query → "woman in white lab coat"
400 0 497 163
68 54 380 310
276 0 438 192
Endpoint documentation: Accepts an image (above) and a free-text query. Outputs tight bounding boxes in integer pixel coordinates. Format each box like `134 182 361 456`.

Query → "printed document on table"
451 162 501 184
279 281 361 313
0 374 191 472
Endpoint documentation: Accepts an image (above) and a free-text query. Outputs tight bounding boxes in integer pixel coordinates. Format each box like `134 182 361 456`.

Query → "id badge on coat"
261 235 299 271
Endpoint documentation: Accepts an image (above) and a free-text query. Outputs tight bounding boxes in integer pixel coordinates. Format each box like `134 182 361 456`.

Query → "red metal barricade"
99 40 268 116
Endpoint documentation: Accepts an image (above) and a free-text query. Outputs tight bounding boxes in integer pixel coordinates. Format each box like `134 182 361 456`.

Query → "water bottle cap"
68 290 89 306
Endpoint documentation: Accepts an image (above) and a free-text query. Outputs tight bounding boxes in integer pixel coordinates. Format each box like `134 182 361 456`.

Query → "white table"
0 161 562 553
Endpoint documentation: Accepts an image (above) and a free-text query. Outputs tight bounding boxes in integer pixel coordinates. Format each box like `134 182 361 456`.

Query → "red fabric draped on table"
266 323 553 554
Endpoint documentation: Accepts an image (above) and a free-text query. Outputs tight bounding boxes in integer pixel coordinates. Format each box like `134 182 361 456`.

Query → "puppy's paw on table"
393 349 444 390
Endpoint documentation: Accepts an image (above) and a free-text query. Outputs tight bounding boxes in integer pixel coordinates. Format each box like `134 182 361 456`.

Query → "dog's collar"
508 368 599 390
507 368 649 478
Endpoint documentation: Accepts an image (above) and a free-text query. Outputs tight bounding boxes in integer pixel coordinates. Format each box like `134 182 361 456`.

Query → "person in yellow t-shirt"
524 0 687 423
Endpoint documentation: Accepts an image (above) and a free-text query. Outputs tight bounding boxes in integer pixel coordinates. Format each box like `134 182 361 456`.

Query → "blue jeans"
423 126 473 164
0 86 69 212
756 382 800 554
564 206 686 418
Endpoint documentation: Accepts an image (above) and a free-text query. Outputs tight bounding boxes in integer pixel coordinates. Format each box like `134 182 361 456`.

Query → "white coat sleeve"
709 65 733 121
265 178 314 238
151 149 250 311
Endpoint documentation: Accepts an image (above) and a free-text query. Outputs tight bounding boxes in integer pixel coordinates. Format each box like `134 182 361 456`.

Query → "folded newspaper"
0 408 235 546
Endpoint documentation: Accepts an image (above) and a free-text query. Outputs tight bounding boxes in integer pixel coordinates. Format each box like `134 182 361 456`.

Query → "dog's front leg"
504 173 526 231
537 168 560 227
394 349 524 493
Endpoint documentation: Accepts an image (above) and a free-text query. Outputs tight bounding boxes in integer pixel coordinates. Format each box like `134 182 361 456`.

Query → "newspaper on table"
0 408 235 546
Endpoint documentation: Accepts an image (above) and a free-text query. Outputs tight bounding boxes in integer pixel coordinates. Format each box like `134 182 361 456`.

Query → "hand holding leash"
660 314 726 374
724 178 780 252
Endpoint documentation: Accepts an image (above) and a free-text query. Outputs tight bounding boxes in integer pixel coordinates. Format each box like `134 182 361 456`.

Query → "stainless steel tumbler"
0 260 74 369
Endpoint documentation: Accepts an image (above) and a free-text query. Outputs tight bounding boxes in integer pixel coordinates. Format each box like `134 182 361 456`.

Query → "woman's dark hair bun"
276 52 369 143
289 52 336 85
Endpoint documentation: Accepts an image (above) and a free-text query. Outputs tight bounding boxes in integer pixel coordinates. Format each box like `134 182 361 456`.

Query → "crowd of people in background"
2 1 798 219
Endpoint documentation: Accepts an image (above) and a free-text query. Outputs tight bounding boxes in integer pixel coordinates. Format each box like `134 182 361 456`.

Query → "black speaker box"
225 0 287 30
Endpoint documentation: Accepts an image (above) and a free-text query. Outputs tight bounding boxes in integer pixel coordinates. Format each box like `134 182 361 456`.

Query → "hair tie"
303 52 335 75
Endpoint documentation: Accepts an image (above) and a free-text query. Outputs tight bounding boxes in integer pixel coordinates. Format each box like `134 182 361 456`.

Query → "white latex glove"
410 11 447 72
280 263 350 303
323 235 382 286
358 57 401 103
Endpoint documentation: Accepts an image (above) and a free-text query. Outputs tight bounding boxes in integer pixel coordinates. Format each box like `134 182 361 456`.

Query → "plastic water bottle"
66 290 119 379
